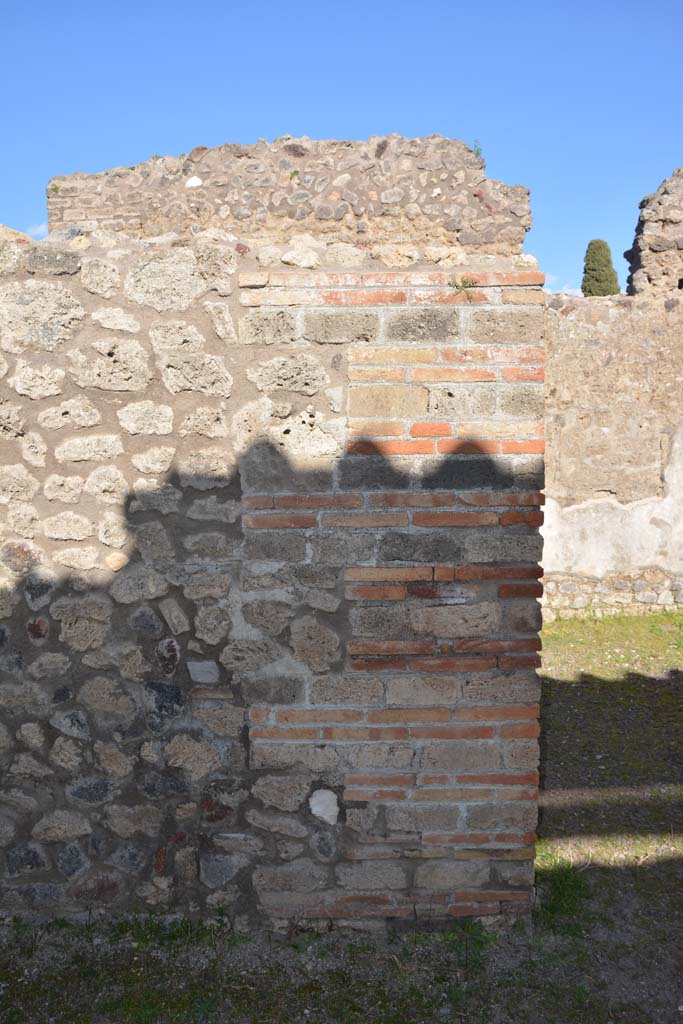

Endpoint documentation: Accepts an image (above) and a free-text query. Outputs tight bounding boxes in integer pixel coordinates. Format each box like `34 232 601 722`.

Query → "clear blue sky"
3 0 680 292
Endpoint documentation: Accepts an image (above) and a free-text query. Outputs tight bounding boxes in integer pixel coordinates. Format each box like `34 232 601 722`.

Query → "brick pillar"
240 267 545 924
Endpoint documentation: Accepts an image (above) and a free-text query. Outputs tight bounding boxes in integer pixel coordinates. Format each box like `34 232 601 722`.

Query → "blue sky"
2 0 680 291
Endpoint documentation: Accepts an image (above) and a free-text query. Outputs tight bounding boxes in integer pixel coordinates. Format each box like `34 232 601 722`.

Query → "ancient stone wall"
542 291 683 619
626 168 683 296
46 135 531 254
0 219 544 924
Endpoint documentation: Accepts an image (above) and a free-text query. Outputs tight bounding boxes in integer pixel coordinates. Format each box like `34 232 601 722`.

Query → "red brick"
498 583 544 598
345 773 416 787
351 657 408 671
350 346 439 364
501 288 546 304
409 725 495 739
406 582 439 598
410 288 489 305
411 367 496 383
242 495 274 509
348 640 434 655
322 289 408 305
413 510 499 527
324 511 410 527
501 510 544 526
499 722 541 738
455 421 544 440
322 726 409 741
345 440 434 457
270 493 362 510
345 567 433 581
437 439 500 455
344 788 409 802
447 902 501 916
346 584 407 601
456 637 542 653
497 654 543 670
457 772 539 785
243 513 317 529
407 656 497 672
275 709 363 724
368 707 452 723
501 366 545 382
500 440 545 455
369 492 458 508
410 421 452 437
412 787 497 802
422 833 492 845
452 705 540 722
459 491 545 507
348 366 406 382
250 726 321 740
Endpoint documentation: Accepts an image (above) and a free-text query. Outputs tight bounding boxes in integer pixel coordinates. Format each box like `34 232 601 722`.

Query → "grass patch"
534 840 591 935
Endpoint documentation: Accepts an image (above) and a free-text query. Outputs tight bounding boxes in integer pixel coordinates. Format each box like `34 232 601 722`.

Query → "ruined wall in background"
0 195 545 925
542 293 683 619
46 134 531 254
541 166 683 619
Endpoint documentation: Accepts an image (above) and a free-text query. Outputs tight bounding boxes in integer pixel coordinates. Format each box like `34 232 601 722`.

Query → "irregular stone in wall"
0 280 84 354
0 464 40 504
238 310 298 346
124 249 207 312
192 230 237 295
179 406 228 438
109 565 169 604
105 804 163 838
21 432 48 467
8 502 39 538
53 546 100 571
80 257 121 297
252 773 312 812
54 434 124 463
97 511 128 548
117 400 173 435
0 399 25 437
83 466 128 504
38 397 102 431
164 733 220 780
194 601 232 645
159 351 233 398
134 521 175 563
131 478 182 514
9 360 65 400
91 307 140 332
203 302 237 341
50 594 112 651
177 447 235 489
32 810 92 843
42 512 93 541
130 446 176 474
186 496 240 523
289 615 341 672
79 676 136 721
247 354 329 395
68 338 152 391
26 245 81 277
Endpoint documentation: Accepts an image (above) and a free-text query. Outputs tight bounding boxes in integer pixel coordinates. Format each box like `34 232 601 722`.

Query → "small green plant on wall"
448 275 479 301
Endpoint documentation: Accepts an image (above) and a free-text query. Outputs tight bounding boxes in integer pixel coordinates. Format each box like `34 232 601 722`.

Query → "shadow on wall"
0 438 544 913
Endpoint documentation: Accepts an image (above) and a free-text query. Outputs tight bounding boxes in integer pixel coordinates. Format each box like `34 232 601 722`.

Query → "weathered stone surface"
68 338 152 391
83 465 128 504
289 615 341 671
239 310 297 346
80 257 120 297
43 474 84 503
124 249 207 311
252 860 327 895
91 306 140 332
42 512 93 541
247 354 328 395
204 302 237 341
38 397 101 431
252 774 311 812
105 804 163 838
32 810 92 842
0 465 40 504
50 594 112 651
109 566 168 604
98 511 128 549
308 788 339 825
26 245 81 276
21 432 48 467
9 360 64 399
130 446 176 474
303 310 378 345
165 734 220 780
199 853 248 888
117 401 173 435
0 280 84 353
79 676 136 720
159 351 233 397
179 407 228 438
54 434 124 463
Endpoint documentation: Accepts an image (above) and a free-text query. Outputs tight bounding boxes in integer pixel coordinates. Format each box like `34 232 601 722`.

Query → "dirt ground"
1 611 682 1024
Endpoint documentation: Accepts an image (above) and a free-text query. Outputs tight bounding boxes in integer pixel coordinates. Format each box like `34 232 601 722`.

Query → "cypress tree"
581 239 620 296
